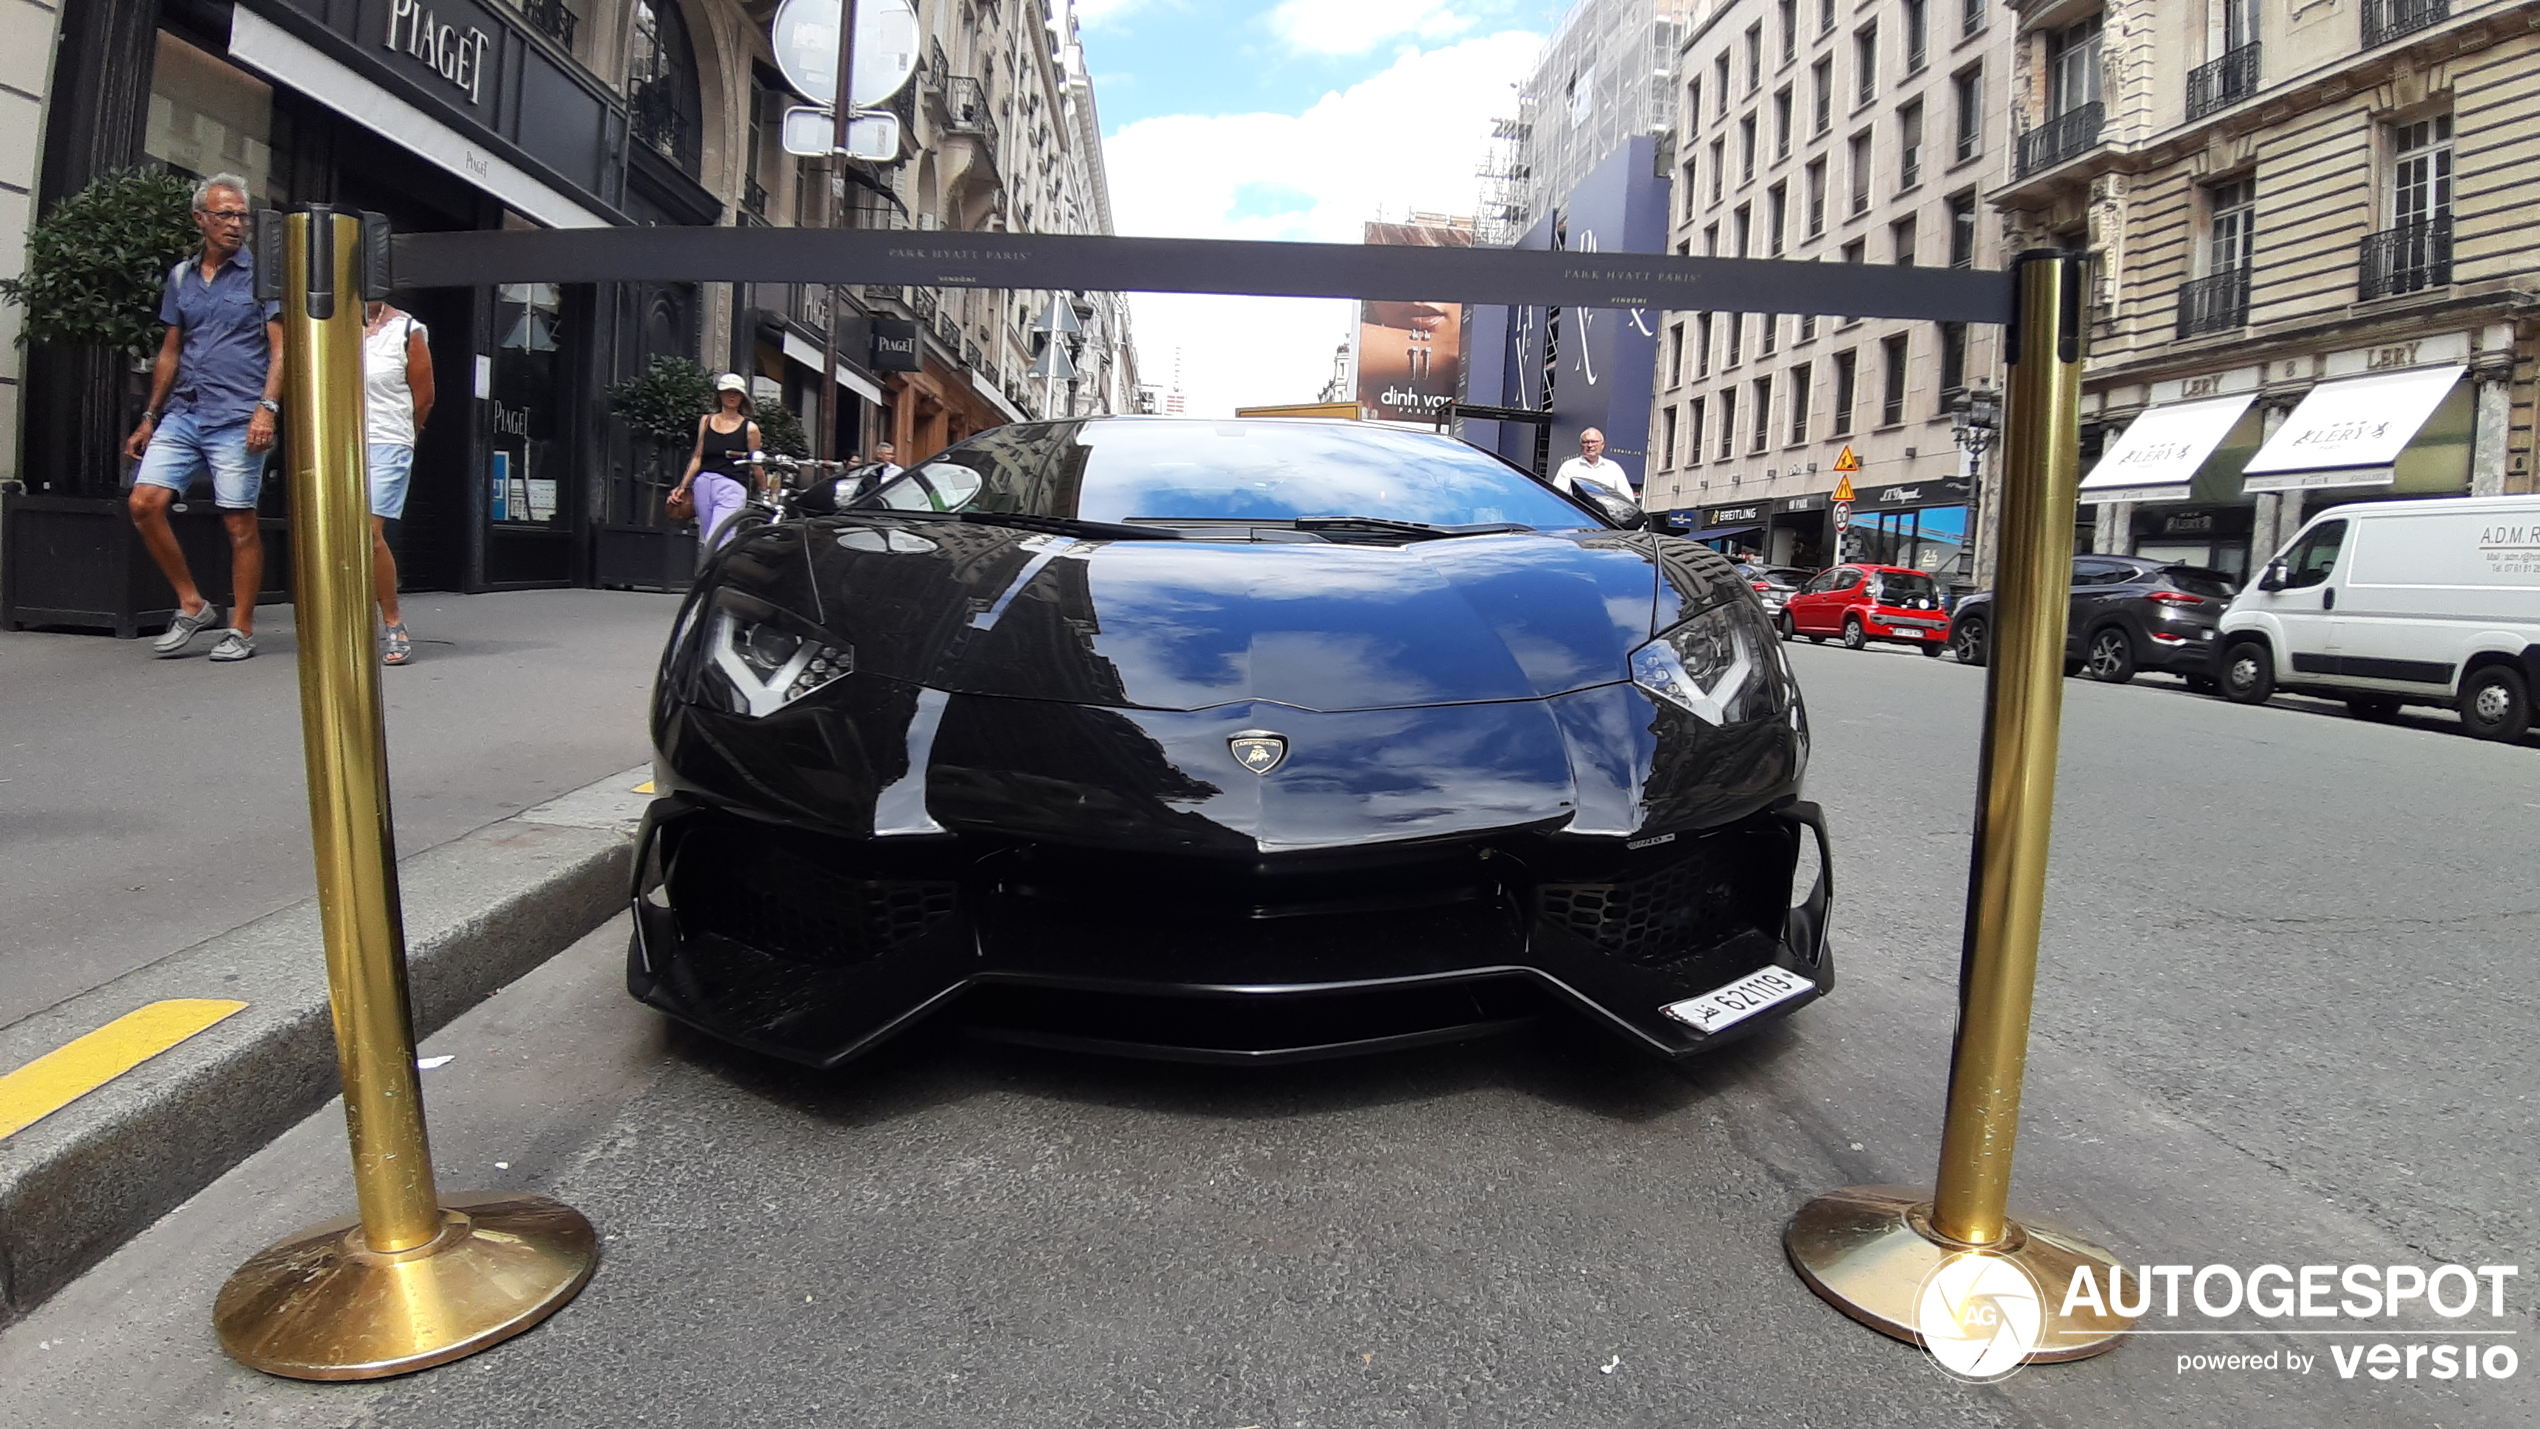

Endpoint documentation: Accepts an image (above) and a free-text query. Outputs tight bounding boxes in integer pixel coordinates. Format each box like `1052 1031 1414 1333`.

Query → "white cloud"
1070 0 1161 26
1269 0 1474 54
1103 31 1541 417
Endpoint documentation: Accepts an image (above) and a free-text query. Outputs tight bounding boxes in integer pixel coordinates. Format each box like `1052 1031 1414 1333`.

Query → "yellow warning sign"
1833 446 1861 473
1831 473 1857 504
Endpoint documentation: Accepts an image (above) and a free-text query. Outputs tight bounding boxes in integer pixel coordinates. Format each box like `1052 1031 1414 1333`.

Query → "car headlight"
689 595 854 717
1630 600 1789 727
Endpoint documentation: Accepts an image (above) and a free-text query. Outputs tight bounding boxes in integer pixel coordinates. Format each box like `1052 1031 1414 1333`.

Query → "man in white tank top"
363 301 434 664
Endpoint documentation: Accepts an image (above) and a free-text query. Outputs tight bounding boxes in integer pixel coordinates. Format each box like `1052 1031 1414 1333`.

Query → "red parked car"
1778 563 1952 655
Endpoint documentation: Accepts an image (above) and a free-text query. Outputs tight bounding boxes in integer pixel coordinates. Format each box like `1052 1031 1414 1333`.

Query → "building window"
1819 0 1837 35
1768 183 1789 255
1697 313 1716 375
1805 159 1828 236
1669 322 1686 387
2049 16 2104 117
1948 193 1977 267
2365 116 2453 298
1855 24 1879 105
1735 204 1753 257
1780 0 1800 61
1898 101 1924 190
1905 0 1929 72
1747 24 1764 92
629 0 704 174
1774 87 1794 160
2210 176 2258 271
1741 114 1759 183
1963 0 1986 39
1832 348 1858 434
1710 138 1727 203
1761 312 1779 356
1716 53 1733 116
1842 238 1865 263
1800 311 1818 342
1728 312 1745 366
1686 79 1702 135
1892 216 1917 266
1811 58 1834 136
1938 321 1968 400
1849 130 1873 215
1680 158 1699 223
1881 333 1910 425
1660 406 1679 468
1704 222 1720 256
1718 387 1740 460
1752 377 1774 452
1788 362 1813 444
1688 397 1707 464
1953 66 1984 162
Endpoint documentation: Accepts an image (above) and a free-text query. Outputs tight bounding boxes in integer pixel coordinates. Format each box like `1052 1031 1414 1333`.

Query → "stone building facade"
1992 0 2535 579
1646 0 2018 588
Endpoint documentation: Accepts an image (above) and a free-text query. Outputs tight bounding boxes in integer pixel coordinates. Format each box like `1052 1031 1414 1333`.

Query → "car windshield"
1875 571 1940 603
2160 565 2239 599
858 419 1604 530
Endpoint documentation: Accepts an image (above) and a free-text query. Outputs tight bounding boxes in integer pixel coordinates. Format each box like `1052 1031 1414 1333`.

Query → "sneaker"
209 630 256 663
382 622 414 666
152 601 225 656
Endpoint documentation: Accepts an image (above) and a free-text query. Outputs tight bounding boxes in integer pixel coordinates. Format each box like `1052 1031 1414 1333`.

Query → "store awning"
1678 522 1766 541
2079 393 2256 505
780 332 885 404
2242 365 2465 493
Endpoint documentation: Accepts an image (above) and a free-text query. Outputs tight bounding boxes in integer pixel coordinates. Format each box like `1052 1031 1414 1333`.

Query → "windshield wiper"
1292 515 1532 540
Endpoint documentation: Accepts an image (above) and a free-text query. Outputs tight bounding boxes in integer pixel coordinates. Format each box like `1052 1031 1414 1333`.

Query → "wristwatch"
256 398 281 414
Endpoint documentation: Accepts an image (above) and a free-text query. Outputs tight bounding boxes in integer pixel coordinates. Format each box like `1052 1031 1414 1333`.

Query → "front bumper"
626 796 1835 1067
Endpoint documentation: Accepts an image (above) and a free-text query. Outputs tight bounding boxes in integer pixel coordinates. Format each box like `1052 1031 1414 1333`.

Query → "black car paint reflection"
632 418 1833 1067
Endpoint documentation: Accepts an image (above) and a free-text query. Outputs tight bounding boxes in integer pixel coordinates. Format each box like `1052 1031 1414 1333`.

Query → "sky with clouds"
1078 1 1567 417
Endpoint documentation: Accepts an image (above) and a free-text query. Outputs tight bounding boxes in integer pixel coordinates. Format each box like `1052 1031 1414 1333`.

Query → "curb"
0 767 650 1324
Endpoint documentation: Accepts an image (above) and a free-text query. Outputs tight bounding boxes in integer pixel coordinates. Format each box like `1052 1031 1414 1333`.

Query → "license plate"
1660 967 1817 1033
1902 626 1930 637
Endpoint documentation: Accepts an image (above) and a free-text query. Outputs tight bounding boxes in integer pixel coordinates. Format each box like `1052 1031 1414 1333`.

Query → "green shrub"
752 396 809 457
605 356 717 446
0 167 200 357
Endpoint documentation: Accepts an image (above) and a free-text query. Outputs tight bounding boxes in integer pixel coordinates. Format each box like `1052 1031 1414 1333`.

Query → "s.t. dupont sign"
385 0 494 106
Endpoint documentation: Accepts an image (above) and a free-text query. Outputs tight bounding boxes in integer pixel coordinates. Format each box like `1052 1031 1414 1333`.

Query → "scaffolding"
1476 0 1698 247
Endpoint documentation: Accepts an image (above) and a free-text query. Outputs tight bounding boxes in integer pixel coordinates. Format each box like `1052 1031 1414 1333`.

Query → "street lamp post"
1951 382 2002 591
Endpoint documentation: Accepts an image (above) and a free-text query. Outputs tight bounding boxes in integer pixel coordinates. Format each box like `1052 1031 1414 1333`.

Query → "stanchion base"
1784 1185 2132 1363
215 1192 597 1380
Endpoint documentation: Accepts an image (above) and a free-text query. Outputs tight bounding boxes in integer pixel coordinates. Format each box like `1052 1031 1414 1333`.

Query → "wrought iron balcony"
2175 267 2251 338
942 76 999 157
516 0 576 49
2363 0 2449 48
2358 215 2452 300
2186 43 2260 121
629 84 698 173
2015 102 2104 179
909 286 939 321
742 177 769 220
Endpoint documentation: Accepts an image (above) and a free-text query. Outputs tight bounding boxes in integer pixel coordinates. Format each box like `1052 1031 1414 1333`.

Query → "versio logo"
1916 1252 2045 1382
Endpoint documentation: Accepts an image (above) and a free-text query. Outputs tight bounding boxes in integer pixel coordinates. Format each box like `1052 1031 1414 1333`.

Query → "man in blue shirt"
125 172 284 662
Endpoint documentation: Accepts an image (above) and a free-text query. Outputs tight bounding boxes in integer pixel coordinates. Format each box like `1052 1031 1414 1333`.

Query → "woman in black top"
674 373 761 563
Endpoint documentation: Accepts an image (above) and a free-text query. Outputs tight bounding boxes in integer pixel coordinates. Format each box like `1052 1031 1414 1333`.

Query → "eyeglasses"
198 209 251 223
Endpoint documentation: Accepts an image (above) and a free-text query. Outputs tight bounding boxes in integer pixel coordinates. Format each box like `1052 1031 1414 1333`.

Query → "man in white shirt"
1551 429 1635 505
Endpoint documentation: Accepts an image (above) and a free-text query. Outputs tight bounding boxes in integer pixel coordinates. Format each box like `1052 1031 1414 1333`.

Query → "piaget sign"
385 0 493 105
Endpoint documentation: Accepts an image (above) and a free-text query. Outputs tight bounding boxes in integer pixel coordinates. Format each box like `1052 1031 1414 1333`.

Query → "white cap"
714 372 748 394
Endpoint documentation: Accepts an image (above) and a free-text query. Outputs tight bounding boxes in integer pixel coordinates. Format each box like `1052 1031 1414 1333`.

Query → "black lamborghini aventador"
630 417 1832 1066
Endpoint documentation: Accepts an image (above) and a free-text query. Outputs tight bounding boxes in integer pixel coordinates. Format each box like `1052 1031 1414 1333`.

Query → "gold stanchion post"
1782 251 2135 1365
213 209 597 1381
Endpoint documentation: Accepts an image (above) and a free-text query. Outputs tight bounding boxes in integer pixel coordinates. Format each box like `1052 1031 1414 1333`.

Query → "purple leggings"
693 473 747 565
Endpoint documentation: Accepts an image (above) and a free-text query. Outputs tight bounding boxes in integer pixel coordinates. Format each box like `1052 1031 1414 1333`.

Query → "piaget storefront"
2078 329 2507 582
5 0 718 633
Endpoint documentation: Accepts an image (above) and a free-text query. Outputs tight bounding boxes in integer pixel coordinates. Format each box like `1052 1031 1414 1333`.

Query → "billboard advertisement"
1356 300 1462 424
1357 217 1472 425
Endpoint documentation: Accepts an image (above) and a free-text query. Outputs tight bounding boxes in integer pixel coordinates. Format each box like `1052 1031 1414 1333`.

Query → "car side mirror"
1585 489 1646 528
2257 560 2286 592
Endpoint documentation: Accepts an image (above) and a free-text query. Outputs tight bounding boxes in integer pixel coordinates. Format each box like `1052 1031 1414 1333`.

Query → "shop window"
491 284 567 528
145 31 279 202
1850 505 1968 572
629 0 704 174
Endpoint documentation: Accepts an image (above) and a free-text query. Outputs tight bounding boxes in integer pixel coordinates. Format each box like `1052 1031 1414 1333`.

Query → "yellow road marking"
0 999 248 1140
633 780 656 794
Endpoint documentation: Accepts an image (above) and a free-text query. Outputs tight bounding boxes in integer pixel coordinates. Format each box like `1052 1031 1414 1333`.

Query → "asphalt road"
0 589 682 1029
3 641 2533 1427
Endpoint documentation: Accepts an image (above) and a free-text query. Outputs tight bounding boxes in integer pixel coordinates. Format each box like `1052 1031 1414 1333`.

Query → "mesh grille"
673 824 957 968
1541 849 1758 969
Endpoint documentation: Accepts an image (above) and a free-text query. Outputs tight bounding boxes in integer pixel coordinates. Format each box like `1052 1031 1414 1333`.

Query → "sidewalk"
0 588 681 1031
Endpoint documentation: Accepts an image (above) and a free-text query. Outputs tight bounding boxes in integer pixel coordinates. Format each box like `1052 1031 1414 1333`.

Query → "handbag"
664 484 694 522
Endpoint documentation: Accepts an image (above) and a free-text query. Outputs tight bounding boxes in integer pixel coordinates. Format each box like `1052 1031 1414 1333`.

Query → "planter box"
593 521 697 594
2 492 292 637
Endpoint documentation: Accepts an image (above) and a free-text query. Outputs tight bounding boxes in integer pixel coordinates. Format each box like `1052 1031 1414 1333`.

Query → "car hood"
781 520 1670 713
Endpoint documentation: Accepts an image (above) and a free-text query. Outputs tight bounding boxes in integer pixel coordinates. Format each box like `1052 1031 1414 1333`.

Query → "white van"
2214 494 2540 742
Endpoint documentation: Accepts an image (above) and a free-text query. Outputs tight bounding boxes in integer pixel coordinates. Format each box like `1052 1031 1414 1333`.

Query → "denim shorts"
368 443 415 520
132 409 263 510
